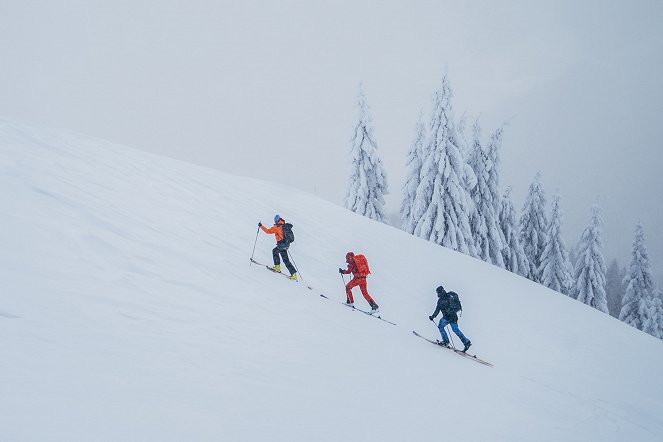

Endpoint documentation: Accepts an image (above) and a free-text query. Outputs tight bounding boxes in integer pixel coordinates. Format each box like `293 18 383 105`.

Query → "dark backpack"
448 291 462 313
282 223 295 244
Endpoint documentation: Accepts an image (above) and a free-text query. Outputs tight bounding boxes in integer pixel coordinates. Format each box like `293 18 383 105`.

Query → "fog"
1 0 661 284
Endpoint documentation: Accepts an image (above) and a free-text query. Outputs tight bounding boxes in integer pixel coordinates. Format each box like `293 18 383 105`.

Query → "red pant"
345 277 376 305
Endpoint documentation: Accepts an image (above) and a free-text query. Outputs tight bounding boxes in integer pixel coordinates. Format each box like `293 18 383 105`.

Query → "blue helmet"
274 214 281 223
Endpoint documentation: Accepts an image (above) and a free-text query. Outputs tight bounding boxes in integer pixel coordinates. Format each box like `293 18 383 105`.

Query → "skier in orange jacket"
339 252 379 312
259 214 297 280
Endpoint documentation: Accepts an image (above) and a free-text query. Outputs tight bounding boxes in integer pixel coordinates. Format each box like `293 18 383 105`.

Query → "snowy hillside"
1 118 662 442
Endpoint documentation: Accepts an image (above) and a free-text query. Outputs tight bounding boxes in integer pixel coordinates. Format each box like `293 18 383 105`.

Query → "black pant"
272 242 296 275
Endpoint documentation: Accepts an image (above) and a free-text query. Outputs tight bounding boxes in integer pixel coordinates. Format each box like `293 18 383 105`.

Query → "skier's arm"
430 299 443 319
260 224 276 235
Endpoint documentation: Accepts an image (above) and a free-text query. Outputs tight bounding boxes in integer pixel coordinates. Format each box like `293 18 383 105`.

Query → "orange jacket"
261 219 285 242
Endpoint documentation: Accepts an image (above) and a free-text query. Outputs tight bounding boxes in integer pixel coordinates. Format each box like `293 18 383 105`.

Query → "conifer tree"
606 259 627 318
459 116 478 256
468 122 506 267
344 85 389 222
539 192 573 295
620 223 655 330
573 204 608 312
456 115 478 201
519 173 548 282
401 112 426 233
653 288 663 339
412 75 475 255
499 187 530 277
641 294 663 339
466 121 481 253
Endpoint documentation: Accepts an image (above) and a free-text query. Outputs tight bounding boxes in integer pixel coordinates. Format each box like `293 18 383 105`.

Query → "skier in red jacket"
339 252 379 313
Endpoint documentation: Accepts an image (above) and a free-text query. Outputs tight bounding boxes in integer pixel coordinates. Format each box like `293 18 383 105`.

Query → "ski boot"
369 302 379 314
436 340 450 348
345 299 354 307
268 264 281 272
462 341 472 353
287 273 298 281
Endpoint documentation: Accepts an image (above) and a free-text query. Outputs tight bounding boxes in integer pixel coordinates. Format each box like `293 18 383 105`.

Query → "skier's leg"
437 318 450 343
272 246 281 266
280 247 296 275
358 279 377 307
450 322 470 345
345 278 360 303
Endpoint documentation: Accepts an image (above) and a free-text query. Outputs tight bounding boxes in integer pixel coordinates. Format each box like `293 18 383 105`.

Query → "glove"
258 222 262 227
429 315 435 321
338 268 344 274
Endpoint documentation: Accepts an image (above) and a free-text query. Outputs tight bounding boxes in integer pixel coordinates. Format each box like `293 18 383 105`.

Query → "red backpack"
354 254 371 277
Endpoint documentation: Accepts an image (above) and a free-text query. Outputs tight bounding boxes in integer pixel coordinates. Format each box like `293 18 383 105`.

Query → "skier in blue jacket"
429 285 472 352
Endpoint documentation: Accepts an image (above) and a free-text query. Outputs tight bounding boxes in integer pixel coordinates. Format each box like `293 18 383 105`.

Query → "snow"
1 118 663 441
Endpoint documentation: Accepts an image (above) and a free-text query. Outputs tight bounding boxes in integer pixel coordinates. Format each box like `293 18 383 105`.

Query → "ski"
412 331 493 367
249 258 299 282
320 294 396 326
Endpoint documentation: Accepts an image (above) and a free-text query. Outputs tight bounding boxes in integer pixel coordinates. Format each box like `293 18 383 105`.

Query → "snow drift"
1 118 662 441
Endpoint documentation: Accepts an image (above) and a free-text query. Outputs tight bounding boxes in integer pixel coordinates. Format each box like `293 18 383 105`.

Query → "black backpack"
282 223 295 244
448 291 462 313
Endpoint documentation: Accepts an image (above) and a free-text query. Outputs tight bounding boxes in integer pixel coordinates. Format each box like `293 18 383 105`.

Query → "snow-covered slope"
1 118 662 442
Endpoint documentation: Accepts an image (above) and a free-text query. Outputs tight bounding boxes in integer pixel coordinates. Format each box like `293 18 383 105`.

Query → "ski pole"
446 325 458 350
250 224 260 265
287 250 302 280
340 273 348 300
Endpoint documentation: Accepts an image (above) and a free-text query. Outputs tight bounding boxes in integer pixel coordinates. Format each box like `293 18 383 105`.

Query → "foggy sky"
1 0 662 285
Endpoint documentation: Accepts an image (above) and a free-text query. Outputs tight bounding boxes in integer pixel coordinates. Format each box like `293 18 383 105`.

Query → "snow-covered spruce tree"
456 115 478 195
344 85 389 222
568 244 579 283
518 173 548 282
539 191 574 295
605 259 627 318
654 288 663 339
456 113 469 155
467 122 506 267
641 294 663 339
499 187 530 277
412 75 476 255
620 223 655 330
466 121 481 252
400 112 426 233
573 204 608 312
458 115 478 257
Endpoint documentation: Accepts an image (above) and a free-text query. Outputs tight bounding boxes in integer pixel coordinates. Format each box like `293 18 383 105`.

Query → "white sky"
1 0 662 284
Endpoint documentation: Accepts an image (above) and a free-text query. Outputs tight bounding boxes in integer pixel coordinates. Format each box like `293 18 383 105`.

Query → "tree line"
344 76 663 340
